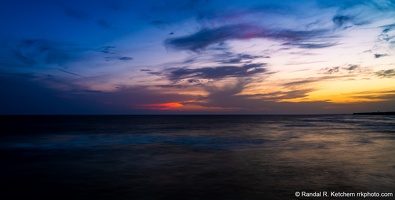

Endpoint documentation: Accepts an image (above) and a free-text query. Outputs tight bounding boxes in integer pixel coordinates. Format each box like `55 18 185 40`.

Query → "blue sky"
1 0 394 114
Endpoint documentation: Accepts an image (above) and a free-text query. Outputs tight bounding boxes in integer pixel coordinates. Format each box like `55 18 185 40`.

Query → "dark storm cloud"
13 39 75 66
376 69 395 78
374 54 388 58
164 24 332 51
166 63 267 81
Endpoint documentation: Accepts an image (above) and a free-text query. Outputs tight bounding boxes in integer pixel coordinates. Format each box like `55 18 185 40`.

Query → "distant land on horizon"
353 112 395 115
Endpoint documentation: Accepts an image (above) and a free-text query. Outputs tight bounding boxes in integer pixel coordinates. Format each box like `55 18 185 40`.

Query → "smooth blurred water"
1 115 394 199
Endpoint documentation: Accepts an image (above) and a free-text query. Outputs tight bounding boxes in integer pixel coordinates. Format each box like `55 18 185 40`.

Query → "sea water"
1 115 394 199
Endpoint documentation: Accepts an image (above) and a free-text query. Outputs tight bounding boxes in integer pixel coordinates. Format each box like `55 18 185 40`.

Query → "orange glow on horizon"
138 102 183 110
137 101 243 112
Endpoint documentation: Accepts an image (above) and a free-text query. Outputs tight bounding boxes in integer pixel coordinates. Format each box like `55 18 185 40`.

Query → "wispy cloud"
105 56 133 62
165 24 334 51
320 64 372 75
96 46 116 54
332 15 353 28
181 79 343 114
95 46 133 62
58 69 83 77
344 64 359 71
348 89 395 102
321 66 340 74
376 69 395 78
282 76 345 88
13 39 77 66
190 80 254 109
220 53 270 64
118 56 133 61
379 23 395 46
283 42 337 49
0 73 197 114
374 53 388 58
165 63 267 82
1 0 394 114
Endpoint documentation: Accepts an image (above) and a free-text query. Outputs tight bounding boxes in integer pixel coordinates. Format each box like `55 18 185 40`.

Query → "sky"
0 0 394 114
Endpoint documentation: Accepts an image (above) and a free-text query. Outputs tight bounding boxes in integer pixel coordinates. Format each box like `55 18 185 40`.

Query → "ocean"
1 115 394 199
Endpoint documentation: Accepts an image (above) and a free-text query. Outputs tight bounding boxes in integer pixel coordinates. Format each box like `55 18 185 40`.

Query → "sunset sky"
1 0 394 114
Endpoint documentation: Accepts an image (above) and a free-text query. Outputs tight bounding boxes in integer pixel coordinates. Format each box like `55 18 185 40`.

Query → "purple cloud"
165 63 267 81
165 24 334 51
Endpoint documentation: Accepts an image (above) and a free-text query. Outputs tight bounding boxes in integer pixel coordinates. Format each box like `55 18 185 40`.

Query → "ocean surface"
1 115 394 199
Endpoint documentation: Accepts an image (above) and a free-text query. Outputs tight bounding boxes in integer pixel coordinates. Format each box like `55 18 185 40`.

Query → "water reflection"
0 115 394 199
